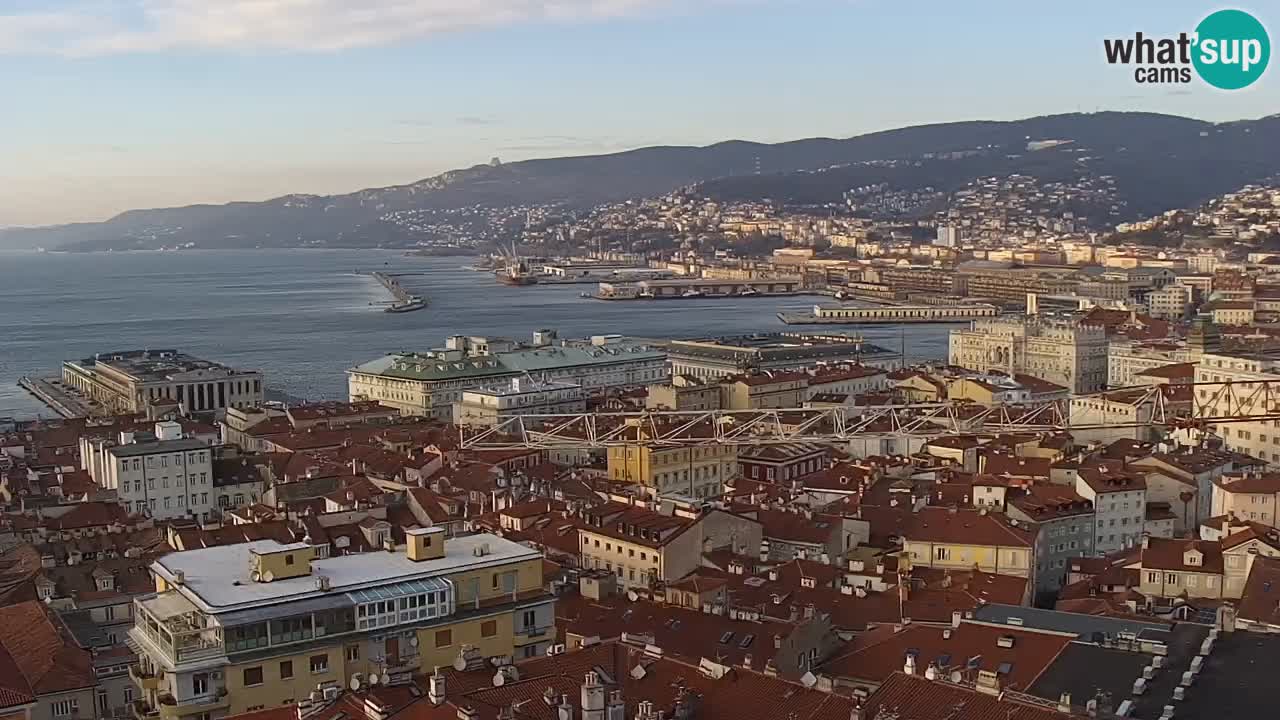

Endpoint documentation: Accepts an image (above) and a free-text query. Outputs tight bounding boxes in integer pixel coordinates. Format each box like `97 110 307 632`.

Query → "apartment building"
645 375 721 411
606 442 737 500
1007 485 1095 595
128 529 554 720
1146 283 1192 320
806 364 889 398
718 371 809 410
576 502 761 590
0 601 97 720
84 422 217 522
61 349 263 415
1212 471 1280 528
1075 467 1146 555
1108 340 1197 387
900 507 1036 586
1195 350 1280 463
452 378 586 427
949 316 1108 393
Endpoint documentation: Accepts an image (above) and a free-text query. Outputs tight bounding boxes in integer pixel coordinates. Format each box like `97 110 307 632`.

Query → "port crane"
458 378 1280 450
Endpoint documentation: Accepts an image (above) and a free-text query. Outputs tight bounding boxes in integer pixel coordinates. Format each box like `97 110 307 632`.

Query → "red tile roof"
0 601 95 706
861 671 1075 720
820 621 1073 691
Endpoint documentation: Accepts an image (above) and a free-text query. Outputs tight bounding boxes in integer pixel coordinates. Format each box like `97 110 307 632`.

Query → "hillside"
4 112 1277 251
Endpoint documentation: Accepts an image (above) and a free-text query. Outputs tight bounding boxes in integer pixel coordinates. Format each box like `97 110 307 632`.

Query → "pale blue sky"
1 0 1275 226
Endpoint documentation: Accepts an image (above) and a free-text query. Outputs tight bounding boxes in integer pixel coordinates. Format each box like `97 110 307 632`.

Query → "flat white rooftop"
152 534 539 614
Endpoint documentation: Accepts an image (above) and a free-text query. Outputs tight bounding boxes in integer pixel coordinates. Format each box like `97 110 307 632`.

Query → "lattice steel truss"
458 379 1280 450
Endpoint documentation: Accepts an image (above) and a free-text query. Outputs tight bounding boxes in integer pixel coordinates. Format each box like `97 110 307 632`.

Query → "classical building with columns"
62 349 263 415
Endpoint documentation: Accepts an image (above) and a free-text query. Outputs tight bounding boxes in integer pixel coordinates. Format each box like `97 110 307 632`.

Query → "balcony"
130 700 159 720
514 626 551 645
156 690 230 720
129 664 161 691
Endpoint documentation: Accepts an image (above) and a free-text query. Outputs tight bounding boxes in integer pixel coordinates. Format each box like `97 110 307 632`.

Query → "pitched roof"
0 601 95 706
861 671 1074 720
820 620 1073 690
1237 556 1280 628
1140 537 1224 574
903 507 1034 548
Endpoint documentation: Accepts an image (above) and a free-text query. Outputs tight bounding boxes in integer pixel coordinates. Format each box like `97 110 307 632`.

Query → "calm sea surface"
0 249 958 418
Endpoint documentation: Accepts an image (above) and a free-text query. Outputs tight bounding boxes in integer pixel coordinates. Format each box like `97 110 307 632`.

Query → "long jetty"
372 272 414 303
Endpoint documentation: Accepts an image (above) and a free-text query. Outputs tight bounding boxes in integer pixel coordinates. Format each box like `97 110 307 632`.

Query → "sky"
0 0 1276 227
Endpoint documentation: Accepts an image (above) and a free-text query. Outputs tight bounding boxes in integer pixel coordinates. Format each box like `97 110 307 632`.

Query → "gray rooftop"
971 604 1172 640
109 437 210 458
152 534 539 614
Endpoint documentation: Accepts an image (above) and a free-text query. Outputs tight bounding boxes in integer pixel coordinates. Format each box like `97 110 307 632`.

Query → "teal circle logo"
1192 9 1270 89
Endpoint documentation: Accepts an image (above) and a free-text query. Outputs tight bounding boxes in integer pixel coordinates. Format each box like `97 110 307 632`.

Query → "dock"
778 303 1000 325
594 278 807 300
18 376 96 418
369 272 428 313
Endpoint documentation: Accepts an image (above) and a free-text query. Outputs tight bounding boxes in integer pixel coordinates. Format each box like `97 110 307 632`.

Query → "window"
51 700 78 718
279 661 293 679
521 610 537 630
435 629 453 648
97 689 109 715
193 672 211 695
285 555 295 566
124 688 134 704
243 667 264 687
482 620 498 638
934 547 951 561
309 654 329 674
1147 572 1159 583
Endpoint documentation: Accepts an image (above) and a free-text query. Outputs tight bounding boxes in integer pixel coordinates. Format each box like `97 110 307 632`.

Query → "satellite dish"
493 671 506 687
250 571 261 582
410 636 420 647
367 673 380 686
262 570 275 582
349 675 362 691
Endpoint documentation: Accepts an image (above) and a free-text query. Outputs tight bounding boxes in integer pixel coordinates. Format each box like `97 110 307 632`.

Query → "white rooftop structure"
150 534 539 614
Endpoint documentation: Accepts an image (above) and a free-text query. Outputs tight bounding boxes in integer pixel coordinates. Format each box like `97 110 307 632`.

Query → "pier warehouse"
61 349 263 415
665 333 900 380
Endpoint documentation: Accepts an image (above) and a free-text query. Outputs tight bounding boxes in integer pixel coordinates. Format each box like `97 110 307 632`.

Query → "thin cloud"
0 0 699 55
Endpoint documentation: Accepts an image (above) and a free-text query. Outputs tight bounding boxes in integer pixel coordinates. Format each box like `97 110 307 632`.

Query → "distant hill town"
4 112 1278 252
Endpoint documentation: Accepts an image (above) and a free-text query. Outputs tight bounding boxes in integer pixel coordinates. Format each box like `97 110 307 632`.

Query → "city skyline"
2 0 1276 227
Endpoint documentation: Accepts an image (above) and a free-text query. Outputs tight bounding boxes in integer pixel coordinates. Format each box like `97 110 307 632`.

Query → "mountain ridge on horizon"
4 110 1277 251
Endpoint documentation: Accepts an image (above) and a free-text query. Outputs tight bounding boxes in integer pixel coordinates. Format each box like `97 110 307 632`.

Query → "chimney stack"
429 667 446 706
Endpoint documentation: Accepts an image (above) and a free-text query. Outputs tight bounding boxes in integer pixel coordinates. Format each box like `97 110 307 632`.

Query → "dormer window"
1185 550 1202 566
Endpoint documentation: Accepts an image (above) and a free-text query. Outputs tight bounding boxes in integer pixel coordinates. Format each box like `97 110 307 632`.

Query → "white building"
1195 350 1280 464
935 225 961 247
1146 284 1192 320
1075 468 1147 555
1108 340 1197 387
92 422 217 522
453 378 586 427
349 331 667 420
949 316 1108 394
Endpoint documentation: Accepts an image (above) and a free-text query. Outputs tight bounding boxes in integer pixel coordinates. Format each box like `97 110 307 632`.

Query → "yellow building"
128 529 553 720
719 371 809 410
607 442 737 500
900 507 1036 588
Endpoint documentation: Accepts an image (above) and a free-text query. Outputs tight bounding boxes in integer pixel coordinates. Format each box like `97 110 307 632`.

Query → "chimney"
557 695 575 720
605 690 624 720
581 672 605 720
457 708 478 720
429 667 446 706
951 610 962 629
903 652 917 675
1057 693 1072 714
